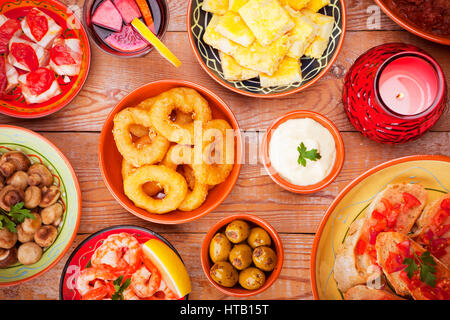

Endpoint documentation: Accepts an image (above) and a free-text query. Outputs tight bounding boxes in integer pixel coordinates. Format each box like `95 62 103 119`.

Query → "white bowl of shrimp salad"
59 225 191 300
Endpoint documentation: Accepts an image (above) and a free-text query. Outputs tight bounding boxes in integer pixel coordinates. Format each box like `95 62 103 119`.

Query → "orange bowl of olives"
201 214 283 297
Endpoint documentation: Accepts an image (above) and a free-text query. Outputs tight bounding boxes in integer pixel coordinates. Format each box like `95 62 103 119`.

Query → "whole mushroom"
17 224 35 243
0 247 18 268
27 164 53 188
0 227 18 249
7 171 28 190
34 225 58 248
17 242 42 265
0 151 31 177
41 203 64 226
21 212 41 234
0 185 24 211
39 186 60 208
24 186 41 209
0 174 4 190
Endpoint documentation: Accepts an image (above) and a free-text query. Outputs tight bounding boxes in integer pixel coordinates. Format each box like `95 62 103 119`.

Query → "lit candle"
378 55 439 116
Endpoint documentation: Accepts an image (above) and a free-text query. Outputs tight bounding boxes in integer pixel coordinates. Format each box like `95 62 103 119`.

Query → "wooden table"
0 0 449 300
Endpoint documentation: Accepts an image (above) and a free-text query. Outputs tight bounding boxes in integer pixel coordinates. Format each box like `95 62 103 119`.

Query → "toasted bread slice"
355 184 427 281
204 15 242 55
376 232 450 300
412 193 450 268
238 0 295 46
219 51 258 81
259 56 302 87
228 0 249 12
216 11 255 47
202 0 229 15
334 219 367 293
344 285 404 300
303 9 334 59
284 6 317 59
306 0 330 12
232 34 290 75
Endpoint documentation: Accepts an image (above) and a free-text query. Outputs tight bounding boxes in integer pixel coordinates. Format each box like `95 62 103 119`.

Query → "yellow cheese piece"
203 15 242 55
238 0 295 46
284 6 317 59
216 11 255 47
260 56 302 87
219 51 259 81
202 0 229 15
228 0 249 12
306 0 330 12
232 34 290 75
303 9 334 59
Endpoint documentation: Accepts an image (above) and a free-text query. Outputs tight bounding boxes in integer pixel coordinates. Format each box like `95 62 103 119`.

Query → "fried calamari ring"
124 165 188 214
121 160 163 197
149 87 212 145
162 145 208 211
113 108 170 167
193 119 235 186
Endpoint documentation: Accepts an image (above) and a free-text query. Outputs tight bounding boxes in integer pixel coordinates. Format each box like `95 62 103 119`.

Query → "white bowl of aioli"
261 110 345 194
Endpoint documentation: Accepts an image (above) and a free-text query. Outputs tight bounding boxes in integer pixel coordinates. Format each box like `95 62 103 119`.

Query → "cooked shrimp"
130 256 161 298
123 286 141 300
91 233 142 274
76 267 116 299
149 280 178 300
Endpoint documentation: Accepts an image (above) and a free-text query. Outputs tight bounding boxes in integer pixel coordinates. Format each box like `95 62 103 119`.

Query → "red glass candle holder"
342 43 447 144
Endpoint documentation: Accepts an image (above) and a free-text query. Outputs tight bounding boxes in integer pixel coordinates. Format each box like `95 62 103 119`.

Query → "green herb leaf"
297 142 321 167
7 202 34 223
111 276 131 300
0 215 17 233
403 250 437 287
403 257 418 279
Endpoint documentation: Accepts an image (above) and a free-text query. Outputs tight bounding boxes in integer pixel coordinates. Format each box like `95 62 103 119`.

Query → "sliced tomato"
10 42 39 71
385 252 405 273
402 192 421 211
441 198 450 211
26 68 55 95
386 206 401 228
355 238 367 255
27 9 48 42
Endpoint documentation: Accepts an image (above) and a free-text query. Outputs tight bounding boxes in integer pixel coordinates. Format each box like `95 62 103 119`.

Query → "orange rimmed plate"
374 0 450 46
311 155 450 300
187 0 346 98
0 0 91 118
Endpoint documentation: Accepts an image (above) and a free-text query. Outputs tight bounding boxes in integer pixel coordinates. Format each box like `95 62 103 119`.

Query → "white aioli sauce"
268 118 336 186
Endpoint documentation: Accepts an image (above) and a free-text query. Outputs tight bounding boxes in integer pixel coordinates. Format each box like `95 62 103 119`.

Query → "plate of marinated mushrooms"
0 125 81 286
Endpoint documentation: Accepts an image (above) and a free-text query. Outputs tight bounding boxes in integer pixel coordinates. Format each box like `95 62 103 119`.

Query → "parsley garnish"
297 142 321 167
0 202 35 233
403 250 437 287
111 276 131 300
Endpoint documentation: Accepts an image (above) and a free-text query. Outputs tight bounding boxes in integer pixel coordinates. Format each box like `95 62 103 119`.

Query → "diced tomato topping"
355 239 367 255
368 227 380 245
402 192 421 211
26 68 55 95
51 44 76 66
430 238 449 258
385 252 406 273
386 206 401 228
433 209 448 226
420 285 447 300
381 198 392 211
0 19 20 53
10 42 39 71
436 279 450 300
367 247 378 264
435 224 450 237
27 9 48 42
372 210 385 221
396 240 412 258
400 270 412 284
441 198 450 211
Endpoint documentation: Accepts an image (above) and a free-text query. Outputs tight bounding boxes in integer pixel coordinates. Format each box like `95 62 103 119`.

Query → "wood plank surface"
0 0 449 300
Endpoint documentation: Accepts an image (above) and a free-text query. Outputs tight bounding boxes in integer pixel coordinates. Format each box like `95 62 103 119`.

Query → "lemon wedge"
132 18 181 67
142 239 191 298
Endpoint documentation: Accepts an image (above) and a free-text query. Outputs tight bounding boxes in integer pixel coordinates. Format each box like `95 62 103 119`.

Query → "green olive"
210 261 238 287
229 244 252 270
247 227 272 248
209 233 232 263
225 220 250 243
239 267 266 290
252 246 277 272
